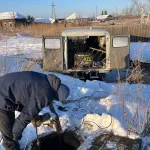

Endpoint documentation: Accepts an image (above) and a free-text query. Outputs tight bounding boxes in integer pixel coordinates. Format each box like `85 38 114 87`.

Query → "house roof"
96 15 109 20
62 28 110 36
34 18 55 23
66 13 88 20
0 12 26 20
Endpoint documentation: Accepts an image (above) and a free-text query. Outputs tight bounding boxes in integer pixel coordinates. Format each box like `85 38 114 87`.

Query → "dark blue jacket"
0 71 59 140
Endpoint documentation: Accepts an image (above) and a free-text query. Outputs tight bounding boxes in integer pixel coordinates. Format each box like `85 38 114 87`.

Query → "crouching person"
0 71 70 150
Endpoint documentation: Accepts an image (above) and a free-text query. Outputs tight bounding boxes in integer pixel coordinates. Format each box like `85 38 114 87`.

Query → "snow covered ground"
0 34 150 150
130 42 150 63
1 34 150 62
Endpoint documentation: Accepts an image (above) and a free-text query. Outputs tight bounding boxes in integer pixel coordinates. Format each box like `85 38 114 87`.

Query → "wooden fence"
94 24 150 42
1 23 150 42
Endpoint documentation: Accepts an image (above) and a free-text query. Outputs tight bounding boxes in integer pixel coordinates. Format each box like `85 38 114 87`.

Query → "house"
96 15 113 22
34 18 56 24
0 12 27 29
65 13 89 23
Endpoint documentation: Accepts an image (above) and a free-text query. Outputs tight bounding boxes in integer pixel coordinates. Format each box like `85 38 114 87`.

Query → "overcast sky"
0 0 131 18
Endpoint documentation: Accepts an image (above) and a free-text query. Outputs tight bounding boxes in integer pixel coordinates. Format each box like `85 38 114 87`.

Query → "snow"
66 13 88 20
130 42 150 63
0 34 42 59
1 34 150 64
0 34 150 149
0 12 26 20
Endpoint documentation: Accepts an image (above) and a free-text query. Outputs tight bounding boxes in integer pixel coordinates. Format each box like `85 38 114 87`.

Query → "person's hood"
47 74 61 93
47 74 70 101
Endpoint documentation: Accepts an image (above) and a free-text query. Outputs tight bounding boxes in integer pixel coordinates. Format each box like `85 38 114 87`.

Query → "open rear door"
110 35 130 69
42 37 63 71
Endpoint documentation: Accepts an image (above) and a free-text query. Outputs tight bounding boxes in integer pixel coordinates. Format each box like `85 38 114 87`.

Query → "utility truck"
42 28 130 80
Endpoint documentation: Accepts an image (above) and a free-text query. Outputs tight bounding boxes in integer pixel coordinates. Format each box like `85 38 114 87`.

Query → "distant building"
96 15 113 21
34 18 56 24
65 13 89 23
0 12 27 29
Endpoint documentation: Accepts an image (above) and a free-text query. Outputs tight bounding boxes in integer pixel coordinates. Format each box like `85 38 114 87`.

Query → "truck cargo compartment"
67 36 106 70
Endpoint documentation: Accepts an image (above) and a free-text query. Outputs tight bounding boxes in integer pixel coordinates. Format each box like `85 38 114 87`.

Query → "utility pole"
116 7 118 17
93 12 95 21
96 6 97 20
51 1 56 19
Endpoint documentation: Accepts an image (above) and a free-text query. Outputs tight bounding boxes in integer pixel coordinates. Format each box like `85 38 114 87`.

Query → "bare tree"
122 7 133 16
122 0 143 16
131 0 142 16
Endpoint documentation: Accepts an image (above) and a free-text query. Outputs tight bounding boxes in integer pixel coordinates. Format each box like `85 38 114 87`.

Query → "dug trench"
29 129 143 150
31 131 81 150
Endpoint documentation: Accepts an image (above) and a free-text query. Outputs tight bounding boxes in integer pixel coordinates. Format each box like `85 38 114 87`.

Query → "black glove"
13 133 22 141
31 113 51 127
5 101 18 112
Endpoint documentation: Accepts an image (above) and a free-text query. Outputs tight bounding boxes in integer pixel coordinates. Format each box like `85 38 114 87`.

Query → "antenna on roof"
51 1 56 19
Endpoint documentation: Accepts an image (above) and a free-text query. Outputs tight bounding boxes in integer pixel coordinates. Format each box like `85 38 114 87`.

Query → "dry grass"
15 23 67 37
116 61 150 136
0 21 91 37
17 23 150 38
0 20 150 39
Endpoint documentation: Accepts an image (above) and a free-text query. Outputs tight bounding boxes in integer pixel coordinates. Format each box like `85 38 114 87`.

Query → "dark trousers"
0 110 20 150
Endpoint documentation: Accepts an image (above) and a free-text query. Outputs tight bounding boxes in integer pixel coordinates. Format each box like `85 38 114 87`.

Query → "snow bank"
0 35 42 59
130 42 150 63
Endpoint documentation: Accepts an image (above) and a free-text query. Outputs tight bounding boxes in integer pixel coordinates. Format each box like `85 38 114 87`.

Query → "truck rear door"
109 35 130 69
42 37 63 71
